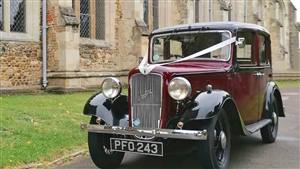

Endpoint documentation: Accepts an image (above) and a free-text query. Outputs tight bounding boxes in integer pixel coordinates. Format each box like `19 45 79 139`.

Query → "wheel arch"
222 98 246 135
83 93 129 127
264 81 285 118
181 90 247 135
273 89 285 117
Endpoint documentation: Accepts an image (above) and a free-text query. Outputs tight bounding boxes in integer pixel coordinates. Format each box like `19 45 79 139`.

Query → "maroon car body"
82 22 285 169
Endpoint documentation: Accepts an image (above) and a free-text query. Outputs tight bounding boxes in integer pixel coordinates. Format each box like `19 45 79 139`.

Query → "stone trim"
80 38 111 48
0 0 40 42
47 70 129 92
48 70 129 79
0 85 42 94
59 7 79 27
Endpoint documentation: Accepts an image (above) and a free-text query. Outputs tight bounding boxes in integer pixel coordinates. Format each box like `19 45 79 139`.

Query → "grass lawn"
275 80 300 89
0 92 96 168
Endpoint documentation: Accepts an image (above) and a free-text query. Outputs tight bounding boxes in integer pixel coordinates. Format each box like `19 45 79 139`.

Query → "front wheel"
88 117 124 169
198 110 231 169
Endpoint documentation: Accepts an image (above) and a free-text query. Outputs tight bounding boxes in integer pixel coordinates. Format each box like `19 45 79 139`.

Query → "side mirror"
236 37 245 48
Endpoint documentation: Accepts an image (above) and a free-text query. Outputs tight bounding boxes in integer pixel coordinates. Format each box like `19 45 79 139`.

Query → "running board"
245 119 272 134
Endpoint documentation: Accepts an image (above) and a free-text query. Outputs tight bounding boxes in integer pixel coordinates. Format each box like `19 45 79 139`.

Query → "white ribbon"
138 36 237 75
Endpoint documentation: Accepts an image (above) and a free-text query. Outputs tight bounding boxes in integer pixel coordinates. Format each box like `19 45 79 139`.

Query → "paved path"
55 88 300 169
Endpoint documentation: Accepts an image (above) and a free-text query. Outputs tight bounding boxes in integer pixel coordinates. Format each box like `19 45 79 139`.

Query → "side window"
236 31 256 66
258 35 270 65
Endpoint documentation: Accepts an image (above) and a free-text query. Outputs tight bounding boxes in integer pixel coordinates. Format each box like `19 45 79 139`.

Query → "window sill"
80 38 112 48
0 31 39 42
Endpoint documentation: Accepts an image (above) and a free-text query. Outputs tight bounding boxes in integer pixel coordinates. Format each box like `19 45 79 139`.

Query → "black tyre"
260 96 279 143
88 117 124 169
198 110 231 169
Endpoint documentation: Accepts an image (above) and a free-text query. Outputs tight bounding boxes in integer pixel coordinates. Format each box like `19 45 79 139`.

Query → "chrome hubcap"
220 131 227 150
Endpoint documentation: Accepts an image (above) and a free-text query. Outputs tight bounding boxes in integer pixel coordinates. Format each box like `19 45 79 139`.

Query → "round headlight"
168 77 191 100
102 77 122 99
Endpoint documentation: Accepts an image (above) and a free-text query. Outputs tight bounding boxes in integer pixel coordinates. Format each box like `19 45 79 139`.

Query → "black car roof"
151 22 270 36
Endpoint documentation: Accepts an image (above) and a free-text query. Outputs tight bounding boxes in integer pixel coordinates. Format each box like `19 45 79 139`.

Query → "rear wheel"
88 117 124 169
260 96 279 143
198 110 231 169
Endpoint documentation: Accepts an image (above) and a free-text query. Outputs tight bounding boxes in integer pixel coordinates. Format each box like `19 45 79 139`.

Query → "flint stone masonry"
80 45 117 71
0 42 41 88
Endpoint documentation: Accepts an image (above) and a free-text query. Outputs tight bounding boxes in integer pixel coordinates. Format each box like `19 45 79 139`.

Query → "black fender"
179 90 246 135
183 90 233 120
83 93 129 127
263 81 285 118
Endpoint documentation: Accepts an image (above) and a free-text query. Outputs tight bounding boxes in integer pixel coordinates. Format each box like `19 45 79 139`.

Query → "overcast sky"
291 0 300 22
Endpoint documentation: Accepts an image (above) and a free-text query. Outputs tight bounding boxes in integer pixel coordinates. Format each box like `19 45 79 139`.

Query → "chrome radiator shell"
130 73 162 129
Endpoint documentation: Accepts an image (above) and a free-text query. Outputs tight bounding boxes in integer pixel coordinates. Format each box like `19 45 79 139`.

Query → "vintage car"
81 22 285 169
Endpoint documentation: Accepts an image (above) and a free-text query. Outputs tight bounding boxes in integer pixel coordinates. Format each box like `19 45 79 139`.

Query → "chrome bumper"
80 124 207 140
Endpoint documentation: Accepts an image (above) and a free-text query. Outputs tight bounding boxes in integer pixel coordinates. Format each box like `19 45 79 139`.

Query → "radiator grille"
131 74 162 129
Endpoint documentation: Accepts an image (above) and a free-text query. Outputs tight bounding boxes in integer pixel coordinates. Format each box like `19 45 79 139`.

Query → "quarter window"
258 35 269 65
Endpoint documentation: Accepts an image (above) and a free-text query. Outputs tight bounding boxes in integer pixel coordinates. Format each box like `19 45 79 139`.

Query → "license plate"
110 138 163 156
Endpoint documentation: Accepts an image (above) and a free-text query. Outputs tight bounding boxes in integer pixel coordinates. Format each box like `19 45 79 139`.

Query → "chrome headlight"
101 77 122 99
168 77 191 100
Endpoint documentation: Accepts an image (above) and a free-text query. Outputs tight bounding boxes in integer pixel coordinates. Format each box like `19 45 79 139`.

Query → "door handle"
253 72 265 77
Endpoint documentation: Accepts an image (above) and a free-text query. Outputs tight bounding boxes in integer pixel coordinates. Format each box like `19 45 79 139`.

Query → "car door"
257 34 272 119
232 31 260 124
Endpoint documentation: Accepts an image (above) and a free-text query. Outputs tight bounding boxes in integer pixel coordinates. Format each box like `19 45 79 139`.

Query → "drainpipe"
244 0 247 22
42 0 48 89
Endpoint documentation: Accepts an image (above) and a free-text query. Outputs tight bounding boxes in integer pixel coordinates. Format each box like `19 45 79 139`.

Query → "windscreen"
151 31 231 63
